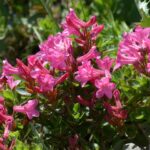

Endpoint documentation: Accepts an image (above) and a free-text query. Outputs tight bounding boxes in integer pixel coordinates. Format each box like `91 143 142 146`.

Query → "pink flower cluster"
0 97 39 149
115 26 150 76
0 9 129 147
62 9 127 125
62 8 104 51
39 33 74 71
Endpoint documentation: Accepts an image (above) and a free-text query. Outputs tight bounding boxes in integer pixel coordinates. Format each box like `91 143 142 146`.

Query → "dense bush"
0 0 150 149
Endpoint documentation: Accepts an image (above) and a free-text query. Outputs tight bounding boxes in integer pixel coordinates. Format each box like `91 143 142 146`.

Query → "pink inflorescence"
115 26 150 76
62 8 104 51
0 9 129 148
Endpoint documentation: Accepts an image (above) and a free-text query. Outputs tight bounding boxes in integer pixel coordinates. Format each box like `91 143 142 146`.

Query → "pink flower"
16 59 31 80
115 26 150 75
6 76 20 90
2 60 19 76
3 116 13 139
62 8 104 49
31 67 56 92
77 46 100 63
0 111 13 139
36 73 55 92
96 57 114 78
2 59 32 81
39 33 73 71
62 8 96 35
103 90 127 126
95 77 116 99
27 52 46 68
13 99 39 120
75 61 104 87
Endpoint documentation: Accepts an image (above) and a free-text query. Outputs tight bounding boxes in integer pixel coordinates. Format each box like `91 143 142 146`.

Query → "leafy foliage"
0 0 150 150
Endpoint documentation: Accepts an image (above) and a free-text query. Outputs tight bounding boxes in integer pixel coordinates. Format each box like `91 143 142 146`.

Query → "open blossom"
27 52 46 68
39 33 73 71
95 77 116 99
96 57 114 78
2 59 33 81
6 76 20 90
0 75 20 90
2 60 19 76
115 26 150 75
103 90 127 126
13 99 39 120
34 73 55 92
75 61 104 87
31 65 56 92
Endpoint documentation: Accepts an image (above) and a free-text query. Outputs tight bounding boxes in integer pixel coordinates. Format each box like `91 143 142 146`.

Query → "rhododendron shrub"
0 8 150 149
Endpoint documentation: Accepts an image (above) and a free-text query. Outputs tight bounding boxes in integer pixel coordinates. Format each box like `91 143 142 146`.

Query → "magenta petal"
104 88 113 99
26 110 39 120
96 89 104 98
14 100 39 120
6 76 20 90
13 106 25 113
77 46 100 63
2 60 19 76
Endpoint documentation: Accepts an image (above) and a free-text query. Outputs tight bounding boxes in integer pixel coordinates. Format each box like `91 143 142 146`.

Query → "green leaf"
30 144 43 150
136 113 144 120
112 139 125 150
73 103 80 113
72 112 84 120
3 89 15 100
14 140 29 150
72 82 79 87
140 16 150 27
125 125 137 139
9 131 20 138
16 88 31 96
